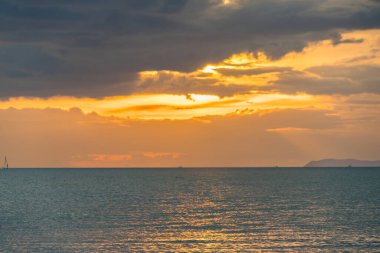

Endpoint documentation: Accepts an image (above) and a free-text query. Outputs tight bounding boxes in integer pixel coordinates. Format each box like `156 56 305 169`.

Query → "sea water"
0 168 379 252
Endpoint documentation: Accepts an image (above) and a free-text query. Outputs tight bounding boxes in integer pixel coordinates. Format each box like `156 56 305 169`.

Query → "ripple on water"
0 168 379 252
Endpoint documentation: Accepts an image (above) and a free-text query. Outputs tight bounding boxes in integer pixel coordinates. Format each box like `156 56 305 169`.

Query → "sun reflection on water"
1 168 379 252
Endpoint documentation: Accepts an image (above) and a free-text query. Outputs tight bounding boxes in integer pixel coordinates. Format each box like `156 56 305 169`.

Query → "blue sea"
0 168 379 252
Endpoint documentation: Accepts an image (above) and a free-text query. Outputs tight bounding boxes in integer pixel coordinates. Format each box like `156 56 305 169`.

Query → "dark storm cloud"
216 67 291 77
0 0 379 97
329 33 364 45
0 0 80 20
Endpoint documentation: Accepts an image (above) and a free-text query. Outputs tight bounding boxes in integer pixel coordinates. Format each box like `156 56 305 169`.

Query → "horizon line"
4 166 380 169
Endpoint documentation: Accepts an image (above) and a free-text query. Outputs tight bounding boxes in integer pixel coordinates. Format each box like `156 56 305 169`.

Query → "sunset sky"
0 0 380 167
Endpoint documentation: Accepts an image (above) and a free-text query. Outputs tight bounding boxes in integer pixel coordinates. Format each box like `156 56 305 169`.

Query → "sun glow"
224 52 270 66
201 65 218 74
0 92 316 120
187 94 220 103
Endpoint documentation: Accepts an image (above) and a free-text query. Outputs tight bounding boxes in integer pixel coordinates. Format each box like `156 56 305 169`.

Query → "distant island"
305 159 380 167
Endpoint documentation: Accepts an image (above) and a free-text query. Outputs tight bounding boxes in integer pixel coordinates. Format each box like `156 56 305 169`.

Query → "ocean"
0 168 379 252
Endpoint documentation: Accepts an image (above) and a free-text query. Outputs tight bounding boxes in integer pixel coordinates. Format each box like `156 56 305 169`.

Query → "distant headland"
305 159 380 167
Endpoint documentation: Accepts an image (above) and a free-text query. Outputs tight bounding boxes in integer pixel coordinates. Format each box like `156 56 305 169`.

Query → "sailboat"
2 156 8 169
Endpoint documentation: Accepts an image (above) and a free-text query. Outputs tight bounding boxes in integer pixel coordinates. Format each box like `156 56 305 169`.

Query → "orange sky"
1 29 380 167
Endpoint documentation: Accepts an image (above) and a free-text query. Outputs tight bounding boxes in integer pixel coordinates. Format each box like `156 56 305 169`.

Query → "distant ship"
2 156 8 170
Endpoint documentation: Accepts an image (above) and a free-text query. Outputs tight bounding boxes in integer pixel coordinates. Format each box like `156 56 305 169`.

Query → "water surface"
0 168 379 252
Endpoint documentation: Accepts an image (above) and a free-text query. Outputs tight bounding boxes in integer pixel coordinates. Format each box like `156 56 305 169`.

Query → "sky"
0 0 380 167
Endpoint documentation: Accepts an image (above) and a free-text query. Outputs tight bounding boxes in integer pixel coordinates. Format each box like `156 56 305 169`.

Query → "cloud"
88 154 133 162
134 70 253 96
266 127 311 132
0 92 317 120
1 0 380 97
70 151 182 167
329 33 364 45
272 64 380 95
343 93 380 105
143 152 181 159
0 0 81 21
216 67 291 77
